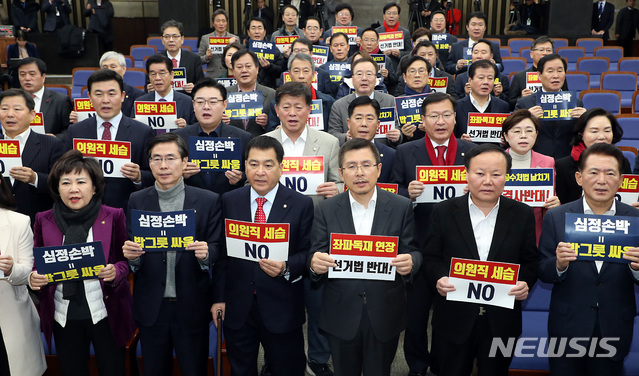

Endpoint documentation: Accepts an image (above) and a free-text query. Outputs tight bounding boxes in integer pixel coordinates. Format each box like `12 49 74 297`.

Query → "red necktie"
436 145 446 165
255 197 267 223
171 58 178 68
31 94 35 98
102 122 112 140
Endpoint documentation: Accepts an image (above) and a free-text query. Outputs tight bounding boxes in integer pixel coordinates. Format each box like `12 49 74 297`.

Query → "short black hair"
48 150 105 201
466 11 487 24
0 88 35 111
330 32 349 45
537 53 567 73
401 55 431 75
471 38 494 54
192 77 227 101
351 56 379 75
335 4 354 19
431 10 446 19
222 42 243 69
0 175 15 210
347 96 381 118
304 16 322 29
146 132 189 160
87 68 124 93
464 143 512 174
361 27 379 40
145 54 173 73
247 136 285 163
578 142 625 175
383 2 401 14
413 40 437 54
571 108 623 146
16 57 46 75
212 9 229 22
231 49 259 68
420 92 457 116
339 138 381 168
468 59 497 79
411 27 432 42
275 81 312 106
291 37 313 51
248 17 267 31
531 35 555 50
281 4 299 15
160 20 184 36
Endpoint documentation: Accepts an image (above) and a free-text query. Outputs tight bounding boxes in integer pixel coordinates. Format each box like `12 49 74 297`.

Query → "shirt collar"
250 183 279 204
281 125 308 145
2 126 31 141
167 48 182 61
583 196 616 215
154 88 175 102
468 194 501 216
238 83 257 92
96 112 123 128
469 93 491 109
348 186 378 210
32 86 45 100
198 121 223 136
430 137 450 148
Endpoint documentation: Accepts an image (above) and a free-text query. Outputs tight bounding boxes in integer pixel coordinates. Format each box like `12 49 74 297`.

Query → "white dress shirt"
2 127 37 187
281 126 307 157
469 93 491 113
349 188 377 236
250 184 279 222
154 88 175 102
167 48 182 67
32 86 45 113
468 194 500 261
96 112 123 140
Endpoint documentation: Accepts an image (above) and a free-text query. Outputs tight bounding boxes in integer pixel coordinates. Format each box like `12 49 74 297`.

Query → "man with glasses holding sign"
157 20 204 94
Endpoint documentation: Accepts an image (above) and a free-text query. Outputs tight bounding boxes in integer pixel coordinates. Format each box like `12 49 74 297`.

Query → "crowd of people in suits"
2 2 639 376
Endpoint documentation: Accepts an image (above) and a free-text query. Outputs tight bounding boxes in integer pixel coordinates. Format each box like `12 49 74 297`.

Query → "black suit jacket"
122 83 145 119
454 95 510 139
445 39 503 75
41 0 70 32
213 184 314 334
132 91 197 125
174 122 252 195
160 49 205 87
5 131 64 225
40 87 73 139
508 67 570 110
227 83 276 138
539 199 639 360
64 115 155 210
453 71 509 102
376 142 396 184
127 184 222 328
309 188 422 342
615 6 639 40
424 194 539 344
592 1 615 40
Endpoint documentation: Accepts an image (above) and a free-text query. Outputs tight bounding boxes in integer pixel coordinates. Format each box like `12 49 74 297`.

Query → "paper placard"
328 233 398 281
280 156 324 195
134 101 179 130
414 166 466 203
225 219 290 262
73 139 131 178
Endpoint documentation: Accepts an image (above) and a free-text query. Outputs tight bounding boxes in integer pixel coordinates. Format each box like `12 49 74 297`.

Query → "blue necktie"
599 2 604 16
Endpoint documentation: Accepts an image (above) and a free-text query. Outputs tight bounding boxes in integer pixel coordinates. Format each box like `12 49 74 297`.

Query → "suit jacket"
174 121 252 195
454 95 510 138
84 0 114 41
198 31 239 78
328 91 397 144
11 0 40 32
127 185 222 327
6 130 64 225
227 83 276 138
423 194 539 344
213 184 314 334
538 199 639 360
592 1 615 40
264 126 344 204
0 209 46 376
453 71 509 102
34 206 136 348
7 42 39 60
242 39 284 88
122 83 145 119
515 94 584 159
266 89 335 132
133 90 197 125
64 115 155 210
40 87 73 139
160 49 205 87
615 6 639 40
394 68 457 99
390 137 476 248
508 67 569 110
376 142 396 183
41 0 71 32
309 188 422 342
445 39 503 75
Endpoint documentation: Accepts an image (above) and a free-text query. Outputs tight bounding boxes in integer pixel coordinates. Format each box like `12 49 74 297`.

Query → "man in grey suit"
328 57 401 146
310 138 421 376
198 9 239 79
222 50 275 138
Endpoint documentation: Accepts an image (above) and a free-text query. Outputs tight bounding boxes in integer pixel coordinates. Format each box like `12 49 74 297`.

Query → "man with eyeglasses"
328 57 400 146
453 39 509 102
123 131 223 376
64 69 155 210
244 17 284 89
430 11 458 65
375 3 413 67
394 41 457 99
158 20 204 94
309 137 421 376
303 17 325 46
174 78 251 195
278 38 335 98
445 12 503 75
133 54 196 127
391 92 476 376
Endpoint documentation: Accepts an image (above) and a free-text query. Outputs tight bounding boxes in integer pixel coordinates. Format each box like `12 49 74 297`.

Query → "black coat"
11 0 39 31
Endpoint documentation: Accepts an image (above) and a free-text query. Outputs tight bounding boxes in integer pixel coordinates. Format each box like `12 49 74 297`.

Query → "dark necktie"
436 145 447 165
159 98 167 102
102 122 112 140
599 2 604 16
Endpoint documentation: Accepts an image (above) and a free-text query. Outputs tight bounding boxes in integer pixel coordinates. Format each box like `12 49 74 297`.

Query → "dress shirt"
96 112 123 140
32 86 45 112
2 127 37 187
348 188 377 236
250 184 279 222
468 194 500 261
154 89 175 102
167 48 182 67
584 197 615 273
469 93 491 113
281 126 307 156
429 138 450 163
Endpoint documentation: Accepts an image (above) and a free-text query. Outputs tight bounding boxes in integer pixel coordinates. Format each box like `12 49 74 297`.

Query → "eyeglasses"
305 26 320 31
385 11 399 16
353 72 376 78
149 71 171 78
509 129 536 136
362 38 377 43
532 48 553 53
407 68 428 76
162 34 182 40
341 163 378 172
337 12 351 17
193 98 222 107
150 156 180 165
292 48 310 54
425 112 454 121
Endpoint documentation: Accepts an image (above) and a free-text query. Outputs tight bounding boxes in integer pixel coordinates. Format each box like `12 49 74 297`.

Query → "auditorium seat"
594 46 623 71
565 71 590 98
71 67 98 99
508 38 534 57
580 89 621 115
576 57 609 89
601 71 638 108
130 45 157 69
557 47 586 72
576 38 603 57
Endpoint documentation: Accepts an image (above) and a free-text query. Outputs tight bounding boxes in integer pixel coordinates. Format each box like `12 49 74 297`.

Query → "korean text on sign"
74 98 96 122
248 39 277 62
526 72 542 93
209 36 232 54
131 209 196 251
30 112 44 134
616 174 639 205
312 45 329 66
0 140 21 177
395 93 429 128
375 107 396 139
537 91 576 121
225 91 264 119
504 168 554 208
466 113 509 143
225 219 290 262
306 100 324 130
188 137 242 171
447 257 520 309
34 241 106 283
565 213 639 264
134 101 178 130
432 33 450 51
331 26 357 45
74 138 131 178
414 166 466 204
428 77 448 93
280 156 324 196
378 32 404 51
172 68 187 91
283 71 318 90
328 233 399 281
275 35 299 52
327 62 350 83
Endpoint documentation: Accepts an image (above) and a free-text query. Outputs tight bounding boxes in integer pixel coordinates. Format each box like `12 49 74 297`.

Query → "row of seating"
500 37 604 58
71 67 146 99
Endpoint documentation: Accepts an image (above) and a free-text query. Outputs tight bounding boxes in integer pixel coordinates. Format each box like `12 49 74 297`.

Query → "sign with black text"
131 210 196 251
74 139 130 178
225 219 290 262
34 241 106 283
188 137 242 171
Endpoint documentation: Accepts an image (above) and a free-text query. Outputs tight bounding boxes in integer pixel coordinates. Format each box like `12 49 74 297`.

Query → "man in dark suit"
615 0 639 57
454 59 510 139
134 54 197 127
539 143 639 376
453 40 509 102
100 51 145 117
212 136 314 376
159 20 205 94
253 0 275 35
424 143 538 376
0 88 64 225
515 54 587 159
390 92 476 376
445 12 502 75
394 41 457 99
64 69 155 210
592 0 615 43
175 78 251 195
418 0 442 29
41 0 71 32
309 138 421 375
123 132 222 376
244 17 285 89
17 57 72 139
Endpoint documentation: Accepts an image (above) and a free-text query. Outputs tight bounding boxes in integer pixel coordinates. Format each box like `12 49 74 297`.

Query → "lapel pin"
461 153 465 156
313 147 317 151
101 221 105 224
283 204 287 208
380 153 384 158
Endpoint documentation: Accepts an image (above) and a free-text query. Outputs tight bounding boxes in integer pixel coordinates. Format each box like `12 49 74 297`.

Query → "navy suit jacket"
453 71 509 103
454 95 510 139
160 49 205 87
41 0 70 32
40 87 73 139
445 39 503 75
5 131 64 225
539 199 639 360
174 122 252 195
64 115 155 210
376 141 396 184
132 91 197 125
592 1 615 40
508 67 569 110
127 184 222 328
122 83 145 119
213 184 314 334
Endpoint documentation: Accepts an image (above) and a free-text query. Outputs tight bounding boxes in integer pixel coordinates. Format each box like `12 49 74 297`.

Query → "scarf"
570 142 587 162
383 21 399 33
425 135 458 166
360 45 380 54
310 85 317 100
